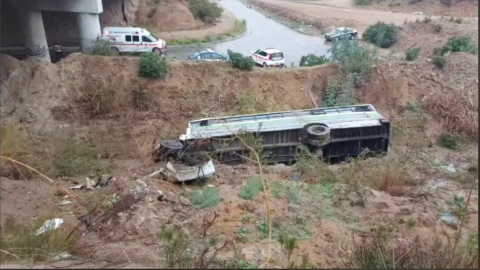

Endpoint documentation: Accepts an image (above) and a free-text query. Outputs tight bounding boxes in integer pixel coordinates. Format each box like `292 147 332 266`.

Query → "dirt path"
251 0 473 34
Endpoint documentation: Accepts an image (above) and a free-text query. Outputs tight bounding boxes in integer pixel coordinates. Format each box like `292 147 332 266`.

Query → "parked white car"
250 48 285 67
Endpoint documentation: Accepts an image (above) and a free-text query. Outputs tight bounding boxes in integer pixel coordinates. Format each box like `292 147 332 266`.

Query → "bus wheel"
304 123 330 141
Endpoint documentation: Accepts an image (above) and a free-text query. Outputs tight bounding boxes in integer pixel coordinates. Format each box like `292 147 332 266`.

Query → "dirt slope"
0 54 336 159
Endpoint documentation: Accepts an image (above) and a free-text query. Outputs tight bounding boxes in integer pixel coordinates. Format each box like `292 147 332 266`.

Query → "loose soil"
0 18 478 269
248 0 478 34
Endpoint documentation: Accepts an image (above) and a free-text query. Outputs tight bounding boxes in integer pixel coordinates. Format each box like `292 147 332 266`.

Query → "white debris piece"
35 218 64 236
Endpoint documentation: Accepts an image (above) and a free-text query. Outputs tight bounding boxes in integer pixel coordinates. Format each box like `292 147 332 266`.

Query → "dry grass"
134 134 156 166
424 83 478 140
0 216 80 263
1 123 112 179
376 168 408 196
77 78 115 118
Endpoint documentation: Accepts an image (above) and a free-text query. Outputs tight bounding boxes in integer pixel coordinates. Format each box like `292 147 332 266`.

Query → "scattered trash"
86 177 93 190
69 184 84 190
439 163 456 173
427 179 448 190
157 190 164 201
162 160 216 182
35 218 64 236
440 212 460 229
59 200 71 205
94 175 115 188
53 251 73 261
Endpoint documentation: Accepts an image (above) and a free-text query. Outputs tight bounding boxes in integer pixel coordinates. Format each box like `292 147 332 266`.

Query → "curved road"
166 0 331 65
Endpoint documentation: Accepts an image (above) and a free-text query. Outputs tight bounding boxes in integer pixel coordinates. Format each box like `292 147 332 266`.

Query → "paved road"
1 0 330 65
165 0 331 65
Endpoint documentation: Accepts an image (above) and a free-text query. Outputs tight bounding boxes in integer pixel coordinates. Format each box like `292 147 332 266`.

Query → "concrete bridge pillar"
22 9 50 61
77 13 101 54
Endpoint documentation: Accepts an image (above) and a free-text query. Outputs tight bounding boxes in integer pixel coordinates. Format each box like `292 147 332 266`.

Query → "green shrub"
438 133 465 150
329 39 378 86
227 50 254 71
139 52 168 79
90 37 115 56
239 178 264 200
405 47 420 61
189 186 220 208
299 54 329 67
435 36 478 56
189 0 223 24
353 0 372 5
363 22 399 48
432 55 446 69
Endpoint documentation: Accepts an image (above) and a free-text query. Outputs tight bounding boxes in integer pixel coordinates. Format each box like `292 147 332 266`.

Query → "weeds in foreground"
158 211 230 268
90 37 115 56
424 81 478 140
345 234 478 269
139 52 168 79
78 78 115 117
239 177 264 200
405 47 420 61
0 217 78 263
438 133 467 150
235 227 250 243
132 86 149 111
228 50 254 71
189 186 221 208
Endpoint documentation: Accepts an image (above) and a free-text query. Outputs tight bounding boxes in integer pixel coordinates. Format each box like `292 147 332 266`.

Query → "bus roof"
182 104 388 140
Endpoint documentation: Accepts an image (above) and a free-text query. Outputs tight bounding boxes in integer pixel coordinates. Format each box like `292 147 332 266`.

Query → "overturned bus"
154 104 390 164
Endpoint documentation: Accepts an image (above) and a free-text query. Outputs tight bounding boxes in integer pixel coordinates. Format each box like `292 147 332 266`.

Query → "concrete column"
77 13 101 54
22 10 50 61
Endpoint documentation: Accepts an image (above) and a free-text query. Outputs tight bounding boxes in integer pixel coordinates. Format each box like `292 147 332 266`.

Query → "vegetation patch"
228 49 254 71
168 19 247 46
438 133 466 150
405 47 420 61
139 52 168 79
189 0 223 24
363 22 399 48
353 0 372 6
189 186 221 208
90 37 115 56
435 36 478 56
238 177 264 200
299 54 329 67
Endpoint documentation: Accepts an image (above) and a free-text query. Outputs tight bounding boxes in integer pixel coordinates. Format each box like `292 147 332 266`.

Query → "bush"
189 186 220 208
405 47 420 61
90 36 115 56
432 55 446 69
238 178 264 200
438 133 466 149
189 0 223 24
353 0 372 5
436 36 478 56
299 54 329 67
227 50 254 71
329 39 378 86
363 22 399 48
139 52 168 79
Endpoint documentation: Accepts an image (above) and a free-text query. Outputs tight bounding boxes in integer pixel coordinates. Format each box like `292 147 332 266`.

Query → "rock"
264 164 292 174
376 202 389 209
157 190 164 201
439 164 456 173
399 208 413 215
179 196 191 206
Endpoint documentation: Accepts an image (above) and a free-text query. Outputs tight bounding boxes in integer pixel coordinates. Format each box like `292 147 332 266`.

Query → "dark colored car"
187 49 230 62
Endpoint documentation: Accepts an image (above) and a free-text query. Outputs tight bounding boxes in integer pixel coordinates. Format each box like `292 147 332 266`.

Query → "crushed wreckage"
154 104 390 166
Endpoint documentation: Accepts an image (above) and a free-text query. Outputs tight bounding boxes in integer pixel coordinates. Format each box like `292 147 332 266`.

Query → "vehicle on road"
324 27 358 42
187 48 230 62
250 48 285 67
154 104 390 165
103 26 167 54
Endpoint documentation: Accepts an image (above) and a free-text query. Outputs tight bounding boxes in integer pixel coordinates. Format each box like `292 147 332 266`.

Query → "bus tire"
154 139 184 161
303 123 330 141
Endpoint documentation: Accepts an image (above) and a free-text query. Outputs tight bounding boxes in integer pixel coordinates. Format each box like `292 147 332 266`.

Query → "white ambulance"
102 26 167 54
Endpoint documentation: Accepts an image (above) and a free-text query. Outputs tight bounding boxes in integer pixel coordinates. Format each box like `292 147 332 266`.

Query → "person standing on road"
54 42 63 62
